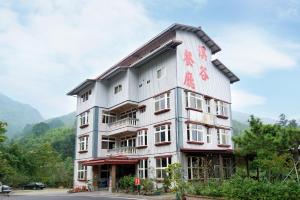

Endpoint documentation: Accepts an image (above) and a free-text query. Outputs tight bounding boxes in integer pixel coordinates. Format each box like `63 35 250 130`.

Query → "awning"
82 156 139 166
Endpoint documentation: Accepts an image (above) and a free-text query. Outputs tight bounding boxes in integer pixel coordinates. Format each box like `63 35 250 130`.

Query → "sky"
0 0 299 120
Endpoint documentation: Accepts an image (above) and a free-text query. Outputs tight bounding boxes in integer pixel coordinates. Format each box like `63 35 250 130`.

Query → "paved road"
0 195 144 200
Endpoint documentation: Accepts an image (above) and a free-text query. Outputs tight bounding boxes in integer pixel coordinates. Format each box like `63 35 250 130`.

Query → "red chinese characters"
198 45 207 61
199 65 209 81
184 72 195 89
183 49 194 66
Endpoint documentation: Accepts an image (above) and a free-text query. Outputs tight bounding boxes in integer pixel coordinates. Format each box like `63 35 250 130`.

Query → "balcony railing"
107 146 137 155
108 117 138 128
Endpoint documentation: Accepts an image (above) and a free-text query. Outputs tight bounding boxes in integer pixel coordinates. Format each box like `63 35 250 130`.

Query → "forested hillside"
0 93 43 138
0 122 75 187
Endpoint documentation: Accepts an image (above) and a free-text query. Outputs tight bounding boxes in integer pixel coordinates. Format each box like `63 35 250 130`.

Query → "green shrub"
141 178 154 194
187 181 223 197
118 176 135 192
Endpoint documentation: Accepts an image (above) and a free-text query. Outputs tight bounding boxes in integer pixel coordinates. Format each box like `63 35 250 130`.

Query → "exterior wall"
71 29 235 187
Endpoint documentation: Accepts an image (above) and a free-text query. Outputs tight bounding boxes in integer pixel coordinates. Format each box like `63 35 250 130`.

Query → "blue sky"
0 0 299 120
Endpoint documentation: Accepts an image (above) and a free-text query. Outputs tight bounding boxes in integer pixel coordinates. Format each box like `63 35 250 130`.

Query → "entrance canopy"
82 156 139 166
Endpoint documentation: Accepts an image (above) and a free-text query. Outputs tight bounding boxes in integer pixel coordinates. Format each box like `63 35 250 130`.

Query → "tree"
0 121 7 143
31 122 50 135
277 113 288 127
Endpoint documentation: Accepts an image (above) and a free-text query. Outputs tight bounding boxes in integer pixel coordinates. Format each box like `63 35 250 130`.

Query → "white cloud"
231 88 266 110
213 25 298 76
0 0 163 118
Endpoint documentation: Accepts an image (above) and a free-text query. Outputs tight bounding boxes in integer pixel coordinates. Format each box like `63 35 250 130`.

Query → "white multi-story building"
67 23 239 191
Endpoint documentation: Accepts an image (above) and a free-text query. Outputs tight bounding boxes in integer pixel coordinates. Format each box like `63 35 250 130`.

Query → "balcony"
107 117 139 135
188 110 215 127
107 146 137 155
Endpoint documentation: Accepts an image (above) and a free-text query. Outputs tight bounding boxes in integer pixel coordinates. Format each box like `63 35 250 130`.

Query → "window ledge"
185 107 203 112
154 108 170 115
216 115 229 119
155 141 171 146
187 141 204 145
136 145 148 149
80 124 89 129
78 150 88 153
218 144 230 148
77 179 87 182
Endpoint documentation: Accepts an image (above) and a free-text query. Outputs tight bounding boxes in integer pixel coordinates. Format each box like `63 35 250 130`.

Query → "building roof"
67 23 239 95
212 59 240 83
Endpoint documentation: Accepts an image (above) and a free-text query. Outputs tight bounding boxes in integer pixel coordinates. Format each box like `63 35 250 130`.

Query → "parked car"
23 182 45 190
0 182 12 194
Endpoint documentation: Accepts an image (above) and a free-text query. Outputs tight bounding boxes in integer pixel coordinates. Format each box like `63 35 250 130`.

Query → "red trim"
180 148 233 154
138 105 146 109
136 145 148 149
80 124 89 129
78 150 88 153
187 141 204 145
77 179 87 182
154 154 172 158
183 88 231 104
203 94 213 99
154 121 172 127
218 144 231 148
153 90 171 98
216 115 229 119
78 134 89 138
136 128 148 131
155 141 171 146
185 107 203 112
137 157 149 160
154 108 170 115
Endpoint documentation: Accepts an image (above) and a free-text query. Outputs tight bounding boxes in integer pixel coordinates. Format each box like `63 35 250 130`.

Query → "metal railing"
108 117 138 128
107 146 137 155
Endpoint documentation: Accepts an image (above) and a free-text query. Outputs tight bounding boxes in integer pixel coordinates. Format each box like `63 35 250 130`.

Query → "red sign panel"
134 178 141 186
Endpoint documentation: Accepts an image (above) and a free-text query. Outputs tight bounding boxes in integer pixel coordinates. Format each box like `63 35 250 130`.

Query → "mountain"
232 111 276 124
0 93 43 138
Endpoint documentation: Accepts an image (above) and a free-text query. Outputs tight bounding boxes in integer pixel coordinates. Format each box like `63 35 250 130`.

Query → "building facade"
67 24 239 191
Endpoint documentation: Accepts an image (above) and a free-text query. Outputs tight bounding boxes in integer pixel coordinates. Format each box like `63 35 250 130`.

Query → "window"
147 80 150 84
216 101 228 117
187 157 204 180
138 159 148 179
217 129 229 145
120 109 137 119
79 112 89 127
154 93 170 112
205 98 211 113
157 66 166 79
207 128 212 144
101 112 116 124
101 136 115 149
81 90 91 102
156 157 171 179
137 130 147 147
79 136 88 151
114 84 122 94
187 124 204 142
119 136 136 148
186 92 203 111
78 163 87 180
155 124 171 144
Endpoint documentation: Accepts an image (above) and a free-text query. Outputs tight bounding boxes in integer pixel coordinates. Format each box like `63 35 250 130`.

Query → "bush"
118 176 135 193
141 178 154 194
187 181 223 197
222 175 300 200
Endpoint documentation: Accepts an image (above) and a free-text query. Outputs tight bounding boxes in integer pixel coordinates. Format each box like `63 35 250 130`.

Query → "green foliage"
118 176 135 192
166 163 187 200
0 126 75 187
141 178 154 194
0 121 7 143
233 115 300 182
186 181 223 197
232 119 248 136
222 175 300 200
31 122 50 135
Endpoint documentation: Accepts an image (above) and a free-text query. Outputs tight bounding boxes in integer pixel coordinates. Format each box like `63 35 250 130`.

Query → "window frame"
216 101 228 117
187 156 204 180
154 93 170 112
137 130 147 147
217 128 229 145
138 159 148 179
79 112 89 127
114 84 122 94
186 92 203 111
156 157 171 179
79 136 88 151
156 66 166 79
78 163 87 180
155 124 171 144
187 123 204 143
